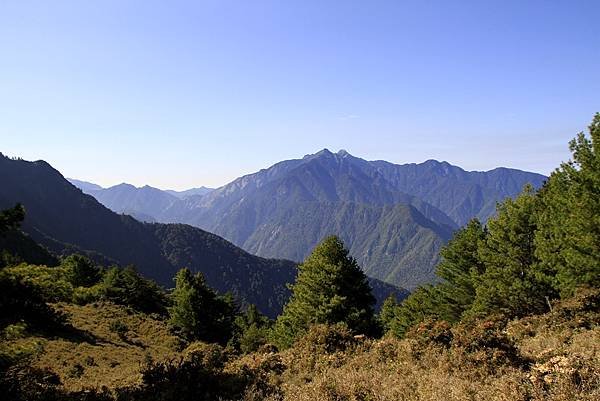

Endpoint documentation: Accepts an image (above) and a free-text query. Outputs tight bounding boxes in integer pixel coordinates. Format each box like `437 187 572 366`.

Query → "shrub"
67 363 85 378
72 284 104 305
182 342 227 371
405 318 453 350
108 320 129 340
285 324 360 377
450 315 526 374
0 273 66 331
101 266 167 314
0 366 62 401
62 255 102 288
1 264 73 303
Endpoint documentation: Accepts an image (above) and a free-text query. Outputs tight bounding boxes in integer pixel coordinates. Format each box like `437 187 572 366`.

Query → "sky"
1 1 599 190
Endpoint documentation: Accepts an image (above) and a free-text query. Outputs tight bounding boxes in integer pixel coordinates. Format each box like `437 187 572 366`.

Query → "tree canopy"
169 268 236 344
386 113 600 338
272 236 376 349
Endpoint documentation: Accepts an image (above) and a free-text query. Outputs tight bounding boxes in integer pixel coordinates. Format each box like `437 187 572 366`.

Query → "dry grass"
9 301 181 391
3 290 599 400
234 290 600 401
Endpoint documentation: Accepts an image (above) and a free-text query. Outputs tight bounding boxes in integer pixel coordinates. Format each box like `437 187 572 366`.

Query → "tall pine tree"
470 187 551 316
435 219 487 322
271 236 376 349
169 268 236 344
535 113 600 295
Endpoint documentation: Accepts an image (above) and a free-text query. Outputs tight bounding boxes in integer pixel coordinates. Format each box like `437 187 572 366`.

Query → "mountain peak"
112 183 137 190
306 148 355 160
316 148 333 156
303 148 333 161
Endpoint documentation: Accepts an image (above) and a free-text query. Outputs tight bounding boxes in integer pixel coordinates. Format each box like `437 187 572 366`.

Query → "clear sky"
1 1 599 189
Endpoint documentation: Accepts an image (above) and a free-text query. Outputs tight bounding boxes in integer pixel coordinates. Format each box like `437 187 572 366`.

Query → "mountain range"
1 153 405 316
70 149 546 290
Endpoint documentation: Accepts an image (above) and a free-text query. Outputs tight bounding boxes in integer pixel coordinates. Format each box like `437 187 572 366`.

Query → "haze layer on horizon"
1 1 599 190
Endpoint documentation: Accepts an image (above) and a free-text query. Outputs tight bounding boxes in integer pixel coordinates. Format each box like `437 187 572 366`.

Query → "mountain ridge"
3 154 407 315
68 149 545 290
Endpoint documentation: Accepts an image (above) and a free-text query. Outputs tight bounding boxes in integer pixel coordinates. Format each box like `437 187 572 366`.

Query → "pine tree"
378 294 399 334
470 187 551 316
102 265 166 314
388 285 440 338
535 113 600 295
271 236 376 349
62 254 101 287
0 203 25 234
169 268 236 344
435 219 487 322
231 304 272 353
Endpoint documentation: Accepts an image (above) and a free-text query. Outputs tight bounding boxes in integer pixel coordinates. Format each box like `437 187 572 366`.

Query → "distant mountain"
87 183 180 222
67 150 545 290
68 180 213 222
370 159 547 226
0 155 295 316
161 149 545 289
240 201 454 290
165 187 214 199
2 154 407 316
67 178 103 192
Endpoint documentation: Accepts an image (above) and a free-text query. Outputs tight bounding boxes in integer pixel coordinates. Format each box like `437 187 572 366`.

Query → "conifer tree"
535 113 600 295
378 294 399 334
0 203 25 234
63 254 101 287
272 236 376 349
169 268 236 344
435 219 487 322
470 187 551 316
388 285 439 338
231 304 272 353
102 265 166 314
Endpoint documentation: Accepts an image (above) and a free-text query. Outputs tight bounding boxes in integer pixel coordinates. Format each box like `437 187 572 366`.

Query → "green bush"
1 264 73 303
0 273 66 331
62 255 102 287
109 320 129 340
101 266 167 314
72 284 104 305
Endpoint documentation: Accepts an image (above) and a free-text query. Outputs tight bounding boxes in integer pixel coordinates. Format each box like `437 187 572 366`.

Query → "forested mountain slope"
0 155 296 316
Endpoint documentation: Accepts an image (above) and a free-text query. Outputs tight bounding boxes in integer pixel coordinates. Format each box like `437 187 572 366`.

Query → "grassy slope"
265 290 600 401
5 302 180 391
3 290 599 400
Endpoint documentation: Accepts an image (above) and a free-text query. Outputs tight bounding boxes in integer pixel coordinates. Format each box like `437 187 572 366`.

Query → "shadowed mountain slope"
2 154 407 315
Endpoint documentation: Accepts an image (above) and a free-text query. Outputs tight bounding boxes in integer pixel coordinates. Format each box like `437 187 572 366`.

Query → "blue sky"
1 1 599 189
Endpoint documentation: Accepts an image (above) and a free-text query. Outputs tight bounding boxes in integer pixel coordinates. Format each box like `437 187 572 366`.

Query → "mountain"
68 180 213 222
240 201 454 290
0 224 59 268
162 149 544 289
69 181 180 222
67 178 103 192
150 150 453 289
0 155 295 316
165 186 214 199
1 154 407 315
370 159 547 225
66 149 545 290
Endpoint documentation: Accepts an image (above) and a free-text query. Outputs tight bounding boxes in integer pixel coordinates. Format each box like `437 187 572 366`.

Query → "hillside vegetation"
0 114 599 400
